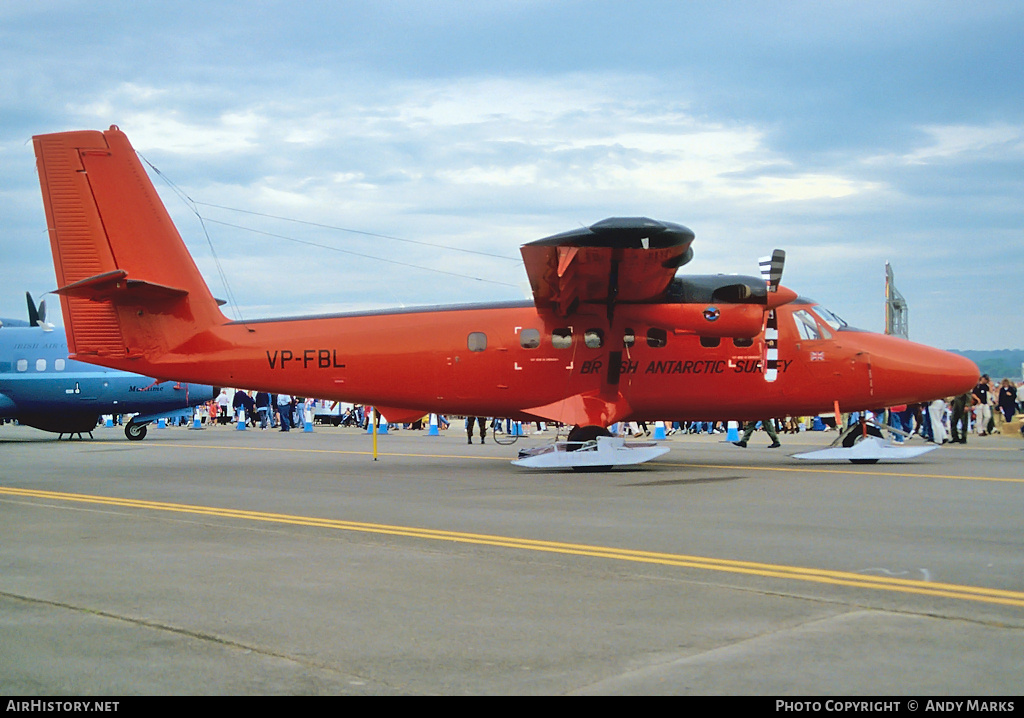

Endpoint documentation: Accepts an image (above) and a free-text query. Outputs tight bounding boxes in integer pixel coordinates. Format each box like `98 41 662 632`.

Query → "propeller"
758 250 785 382
759 250 785 293
26 292 54 331
26 292 39 326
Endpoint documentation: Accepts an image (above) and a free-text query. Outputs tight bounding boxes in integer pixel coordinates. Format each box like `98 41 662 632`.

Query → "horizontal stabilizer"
55 270 189 304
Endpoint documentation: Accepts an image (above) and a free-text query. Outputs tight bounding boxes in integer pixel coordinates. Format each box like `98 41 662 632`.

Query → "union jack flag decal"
810 351 825 361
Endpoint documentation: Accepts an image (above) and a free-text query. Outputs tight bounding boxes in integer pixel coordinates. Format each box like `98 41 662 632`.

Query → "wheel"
842 424 882 464
492 422 520 445
566 425 614 471
567 425 613 447
125 421 149 441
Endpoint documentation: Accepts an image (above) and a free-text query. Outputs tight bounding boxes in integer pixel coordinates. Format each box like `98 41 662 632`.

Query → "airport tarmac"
0 421 1021 695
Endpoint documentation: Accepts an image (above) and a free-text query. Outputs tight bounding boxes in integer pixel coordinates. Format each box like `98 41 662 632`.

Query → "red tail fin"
33 126 224 362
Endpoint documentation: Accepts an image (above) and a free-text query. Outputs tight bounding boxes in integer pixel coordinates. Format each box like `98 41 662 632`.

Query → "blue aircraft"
0 294 216 439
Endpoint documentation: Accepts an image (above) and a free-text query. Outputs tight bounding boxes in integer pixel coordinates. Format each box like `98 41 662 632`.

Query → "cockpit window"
812 305 847 332
792 309 831 341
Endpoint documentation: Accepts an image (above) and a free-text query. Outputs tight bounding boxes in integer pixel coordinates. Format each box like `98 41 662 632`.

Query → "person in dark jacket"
950 393 971 444
255 391 272 429
997 379 1018 423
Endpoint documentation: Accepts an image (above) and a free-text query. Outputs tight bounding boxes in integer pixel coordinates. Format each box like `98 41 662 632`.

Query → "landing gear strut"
791 416 938 463
840 421 884 464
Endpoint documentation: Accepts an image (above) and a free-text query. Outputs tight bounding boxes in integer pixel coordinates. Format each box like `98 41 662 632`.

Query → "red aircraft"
32 126 978 467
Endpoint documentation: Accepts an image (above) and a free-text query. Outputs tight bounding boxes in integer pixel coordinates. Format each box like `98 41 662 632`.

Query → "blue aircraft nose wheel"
125 421 148 441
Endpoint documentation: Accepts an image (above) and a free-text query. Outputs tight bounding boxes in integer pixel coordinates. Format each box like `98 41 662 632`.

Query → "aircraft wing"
520 217 694 318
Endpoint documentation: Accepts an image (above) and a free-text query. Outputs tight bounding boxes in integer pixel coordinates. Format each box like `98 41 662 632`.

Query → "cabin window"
700 336 721 348
552 328 573 349
520 328 540 349
16 359 28 372
54 359 66 371
35 359 46 372
584 329 604 349
623 328 636 348
733 337 753 348
646 328 668 348
467 332 487 352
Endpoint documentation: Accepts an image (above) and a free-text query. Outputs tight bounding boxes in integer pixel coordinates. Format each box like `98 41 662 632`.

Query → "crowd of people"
200 390 440 433
201 389 315 432
944 374 1020 442
184 375 1022 449
834 374 1020 446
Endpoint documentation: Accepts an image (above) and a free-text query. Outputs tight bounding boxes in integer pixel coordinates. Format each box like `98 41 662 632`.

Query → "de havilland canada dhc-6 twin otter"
30 126 978 468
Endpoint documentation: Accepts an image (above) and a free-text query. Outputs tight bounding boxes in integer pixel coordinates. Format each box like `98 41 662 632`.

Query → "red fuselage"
79 297 978 424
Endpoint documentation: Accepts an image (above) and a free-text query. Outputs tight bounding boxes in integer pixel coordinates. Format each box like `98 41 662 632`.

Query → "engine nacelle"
621 302 766 338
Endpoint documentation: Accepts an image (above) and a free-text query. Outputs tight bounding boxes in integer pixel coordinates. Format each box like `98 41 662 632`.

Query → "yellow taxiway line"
2 486 1022 609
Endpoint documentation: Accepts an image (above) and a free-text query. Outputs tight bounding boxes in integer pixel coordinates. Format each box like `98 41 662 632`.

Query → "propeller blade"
758 250 785 382
25 292 39 326
763 308 779 382
759 249 786 293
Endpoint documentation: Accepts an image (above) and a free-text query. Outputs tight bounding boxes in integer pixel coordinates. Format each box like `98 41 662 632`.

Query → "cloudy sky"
1 0 1021 349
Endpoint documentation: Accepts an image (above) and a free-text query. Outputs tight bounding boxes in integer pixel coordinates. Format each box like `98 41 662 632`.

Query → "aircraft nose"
868 337 979 404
